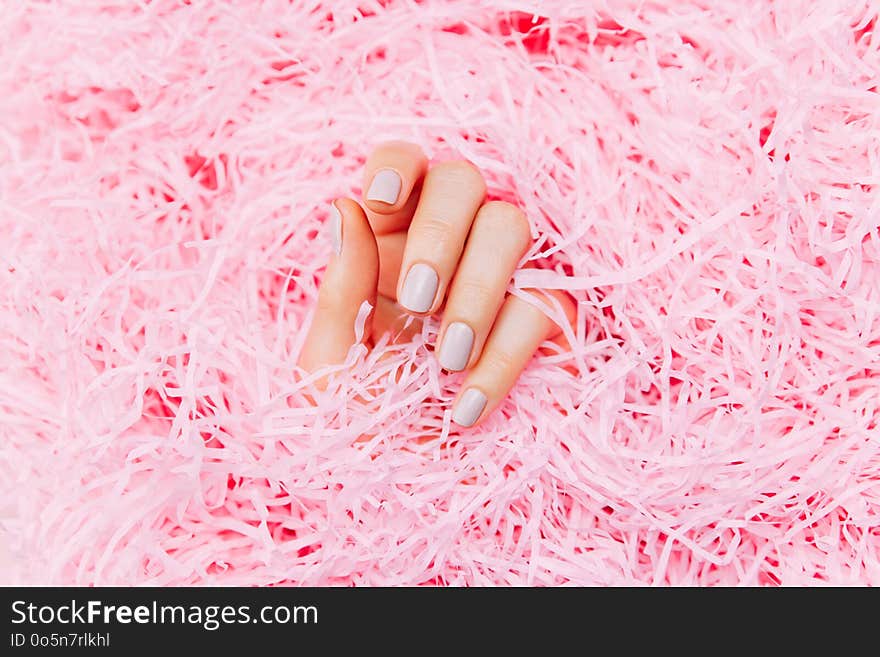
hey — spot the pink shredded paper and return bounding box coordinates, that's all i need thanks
[1,1,879,585]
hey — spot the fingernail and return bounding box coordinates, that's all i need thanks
[366,169,401,204]
[438,322,474,371]
[330,203,342,255]
[399,263,438,313]
[452,388,487,427]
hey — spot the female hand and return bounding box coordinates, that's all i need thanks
[299,141,574,428]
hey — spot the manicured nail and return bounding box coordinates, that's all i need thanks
[399,263,438,313]
[329,203,342,255]
[452,389,487,427]
[438,322,474,371]
[366,169,401,204]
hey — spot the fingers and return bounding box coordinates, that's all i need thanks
[361,141,428,235]
[451,289,575,428]
[396,160,487,314]
[298,198,379,379]
[354,144,576,430]
[375,231,407,299]
[436,201,531,372]
[372,294,423,344]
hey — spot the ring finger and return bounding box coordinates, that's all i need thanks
[451,289,575,428]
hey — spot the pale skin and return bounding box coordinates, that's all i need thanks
[299,141,575,428]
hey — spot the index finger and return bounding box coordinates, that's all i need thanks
[362,141,428,235]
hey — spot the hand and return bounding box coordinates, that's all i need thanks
[299,141,574,428]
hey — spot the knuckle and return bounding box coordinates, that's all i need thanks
[412,215,458,247]
[476,201,531,249]
[478,346,521,379]
[452,277,496,307]
[429,160,486,196]
[382,139,420,151]
[373,140,421,158]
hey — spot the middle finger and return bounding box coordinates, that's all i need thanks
[437,201,531,372]
[396,160,486,314]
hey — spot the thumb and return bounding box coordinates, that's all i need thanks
[299,198,379,376]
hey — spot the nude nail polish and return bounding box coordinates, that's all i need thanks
[330,203,342,255]
[438,322,474,371]
[399,264,438,313]
[366,169,402,204]
[452,388,487,427]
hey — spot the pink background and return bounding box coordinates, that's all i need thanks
[1,0,878,585]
